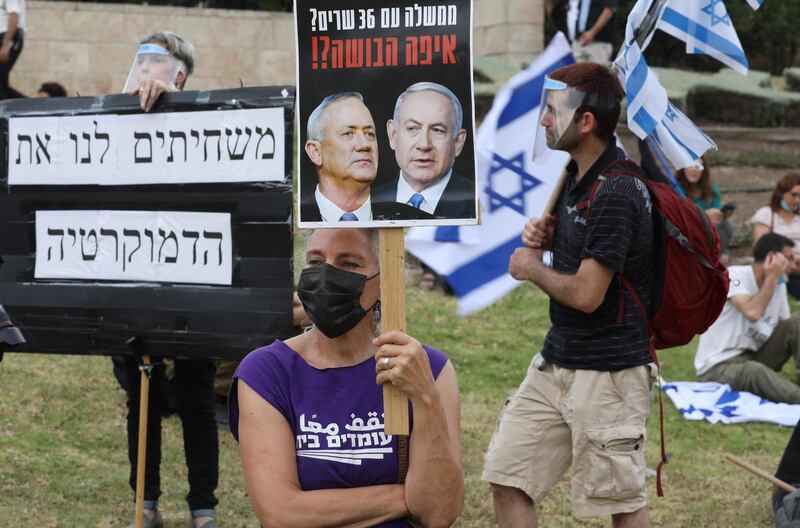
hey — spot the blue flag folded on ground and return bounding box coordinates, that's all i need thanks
[405,33,573,315]
[663,381,800,426]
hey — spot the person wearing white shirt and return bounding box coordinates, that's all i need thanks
[695,232,800,404]
[372,81,475,220]
[0,0,25,99]
[301,92,377,223]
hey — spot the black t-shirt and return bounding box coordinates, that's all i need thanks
[541,144,654,371]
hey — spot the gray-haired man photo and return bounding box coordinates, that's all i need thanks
[372,81,475,220]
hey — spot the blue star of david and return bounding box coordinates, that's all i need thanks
[665,106,677,122]
[485,151,541,215]
[702,0,731,26]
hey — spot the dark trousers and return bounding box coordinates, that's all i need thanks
[0,30,24,100]
[123,355,219,511]
[777,420,800,485]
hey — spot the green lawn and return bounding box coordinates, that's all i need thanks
[0,283,793,527]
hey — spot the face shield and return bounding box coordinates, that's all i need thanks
[533,76,586,163]
[532,75,620,163]
[122,43,186,93]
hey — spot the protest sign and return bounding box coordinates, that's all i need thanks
[0,87,295,360]
[295,0,477,227]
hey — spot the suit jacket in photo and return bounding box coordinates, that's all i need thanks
[371,172,476,220]
[299,188,430,223]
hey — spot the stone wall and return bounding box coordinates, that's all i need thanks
[12,0,543,97]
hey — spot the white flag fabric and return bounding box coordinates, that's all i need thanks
[745,0,763,10]
[615,41,717,168]
[663,381,800,427]
[405,33,573,316]
[657,0,749,74]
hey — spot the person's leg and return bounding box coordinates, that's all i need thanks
[702,357,800,404]
[612,507,651,528]
[570,364,654,521]
[491,484,538,528]
[174,358,219,524]
[482,355,572,527]
[754,317,800,379]
[124,355,165,516]
[776,420,800,485]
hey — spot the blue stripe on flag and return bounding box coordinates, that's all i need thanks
[626,53,650,101]
[662,124,700,160]
[434,226,460,242]
[633,107,659,136]
[496,53,575,129]
[661,7,748,70]
[446,235,523,297]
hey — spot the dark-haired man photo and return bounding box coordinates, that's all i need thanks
[372,81,475,220]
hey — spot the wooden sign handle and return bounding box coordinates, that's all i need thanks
[379,228,410,435]
[723,453,797,493]
[134,355,151,528]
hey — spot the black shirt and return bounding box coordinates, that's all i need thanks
[541,144,654,371]
[552,0,617,45]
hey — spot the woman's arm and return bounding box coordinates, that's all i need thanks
[752,223,770,247]
[237,380,408,528]
[404,361,463,528]
[374,333,464,528]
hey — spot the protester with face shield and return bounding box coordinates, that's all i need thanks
[113,31,219,528]
[228,228,463,528]
[123,31,194,112]
[484,62,659,527]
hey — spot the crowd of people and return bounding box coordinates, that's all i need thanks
[3,0,800,526]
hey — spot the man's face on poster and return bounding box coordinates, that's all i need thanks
[387,90,467,191]
[306,97,378,185]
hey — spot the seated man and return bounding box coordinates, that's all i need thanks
[695,232,800,404]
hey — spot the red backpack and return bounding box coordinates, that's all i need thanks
[584,159,730,496]
[585,159,730,350]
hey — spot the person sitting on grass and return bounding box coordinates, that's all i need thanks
[695,232,800,404]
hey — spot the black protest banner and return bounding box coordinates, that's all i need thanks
[0,87,295,360]
[295,0,478,227]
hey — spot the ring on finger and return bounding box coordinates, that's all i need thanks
[380,357,391,370]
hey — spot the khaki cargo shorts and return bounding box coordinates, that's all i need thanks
[482,353,657,517]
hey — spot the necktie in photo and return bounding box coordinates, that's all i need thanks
[339,212,358,221]
[409,193,425,209]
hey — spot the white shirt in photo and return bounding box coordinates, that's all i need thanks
[314,184,372,222]
[395,169,452,215]
[695,264,790,376]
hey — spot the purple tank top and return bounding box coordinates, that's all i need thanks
[229,339,449,528]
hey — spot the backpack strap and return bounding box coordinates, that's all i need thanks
[583,158,671,497]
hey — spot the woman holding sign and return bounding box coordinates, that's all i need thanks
[228,227,463,527]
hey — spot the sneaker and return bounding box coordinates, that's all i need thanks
[127,509,163,528]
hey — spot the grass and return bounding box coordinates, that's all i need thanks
[0,282,795,527]
[707,150,800,169]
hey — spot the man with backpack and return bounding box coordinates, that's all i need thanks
[482,61,657,527]
[695,232,800,404]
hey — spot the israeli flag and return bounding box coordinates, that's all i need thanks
[663,381,800,427]
[745,0,763,10]
[657,0,749,74]
[405,34,573,316]
[615,41,717,168]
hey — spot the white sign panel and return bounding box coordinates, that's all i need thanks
[10,107,285,185]
[35,210,233,285]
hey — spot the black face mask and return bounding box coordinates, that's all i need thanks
[297,263,380,338]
